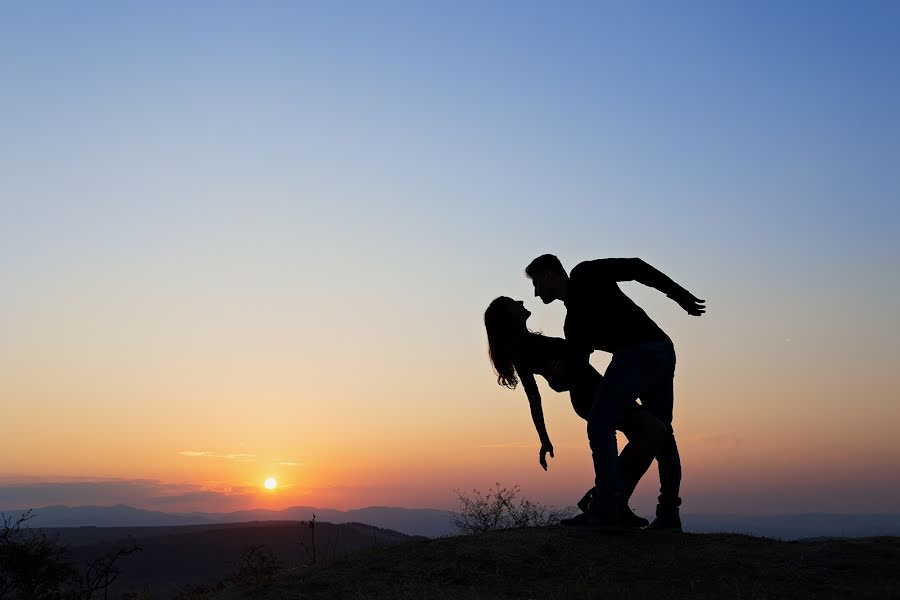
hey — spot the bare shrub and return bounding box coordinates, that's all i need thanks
[0,510,75,599]
[451,483,576,534]
[0,509,140,600]
[76,540,141,599]
[298,514,317,566]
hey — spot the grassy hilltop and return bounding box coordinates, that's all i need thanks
[219,528,900,599]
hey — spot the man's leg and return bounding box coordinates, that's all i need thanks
[655,427,682,508]
[639,342,683,529]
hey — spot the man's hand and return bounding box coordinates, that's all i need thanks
[672,291,706,316]
[539,442,554,471]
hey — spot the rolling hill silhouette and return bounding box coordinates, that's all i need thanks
[45,520,417,597]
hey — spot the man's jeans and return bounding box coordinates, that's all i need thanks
[588,339,681,511]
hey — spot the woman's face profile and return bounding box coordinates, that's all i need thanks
[507,298,531,325]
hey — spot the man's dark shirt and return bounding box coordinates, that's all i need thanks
[563,258,675,354]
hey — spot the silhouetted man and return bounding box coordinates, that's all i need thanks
[525,255,705,530]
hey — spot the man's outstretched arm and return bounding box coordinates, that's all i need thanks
[631,258,706,316]
[591,257,706,316]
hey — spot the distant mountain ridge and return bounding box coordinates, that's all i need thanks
[4,504,900,539]
[687,512,900,540]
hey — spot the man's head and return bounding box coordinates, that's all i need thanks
[525,254,568,304]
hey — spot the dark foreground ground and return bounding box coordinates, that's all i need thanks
[218,528,900,599]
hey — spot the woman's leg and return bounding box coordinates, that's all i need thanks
[583,349,651,523]
[570,368,600,513]
[576,409,664,525]
[570,369,665,514]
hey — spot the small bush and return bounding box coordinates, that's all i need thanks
[451,483,576,534]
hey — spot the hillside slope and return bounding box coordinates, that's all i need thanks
[220,528,900,599]
[56,521,413,597]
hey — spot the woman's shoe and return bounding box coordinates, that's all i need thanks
[576,487,594,513]
[619,504,650,529]
[561,507,621,531]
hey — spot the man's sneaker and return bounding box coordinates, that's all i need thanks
[646,504,682,532]
[619,504,650,529]
[576,487,594,513]
[561,507,621,531]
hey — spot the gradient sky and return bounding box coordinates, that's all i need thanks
[2,2,899,517]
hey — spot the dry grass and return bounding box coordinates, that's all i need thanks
[218,528,900,599]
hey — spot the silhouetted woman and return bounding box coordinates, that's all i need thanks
[484,296,664,527]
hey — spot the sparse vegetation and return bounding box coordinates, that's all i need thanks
[5,508,898,598]
[230,545,280,587]
[0,511,75,599]
[217,528,900,599]
[451,483,576,534]
[169,585,221,600]
[298,514,317,566]
[0,510,140,600]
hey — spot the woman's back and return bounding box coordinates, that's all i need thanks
[516,334,594,391]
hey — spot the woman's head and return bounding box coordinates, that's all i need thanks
[484,296,531,388]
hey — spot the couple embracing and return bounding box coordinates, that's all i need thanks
[484,255,705,531]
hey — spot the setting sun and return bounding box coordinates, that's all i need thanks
[264,477,277,491]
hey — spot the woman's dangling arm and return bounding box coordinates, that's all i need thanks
[520,370,554,470]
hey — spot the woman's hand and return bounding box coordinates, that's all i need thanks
[539,441,555,471]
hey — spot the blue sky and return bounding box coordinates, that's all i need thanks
[4,2,897,273]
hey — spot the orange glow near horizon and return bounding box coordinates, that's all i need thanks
[3,392,899,516]
[3,343,900,516]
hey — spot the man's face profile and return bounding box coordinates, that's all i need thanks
[532,271,556,304]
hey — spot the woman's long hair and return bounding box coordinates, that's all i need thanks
[484,296,526,389]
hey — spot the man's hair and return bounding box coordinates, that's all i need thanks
[525,254,566,279]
